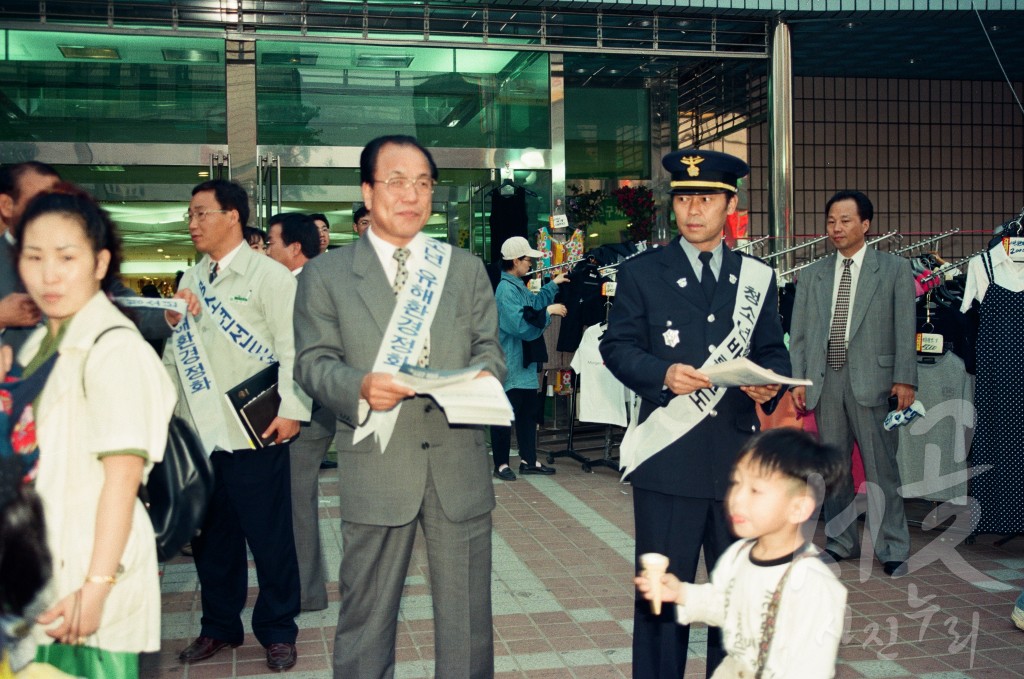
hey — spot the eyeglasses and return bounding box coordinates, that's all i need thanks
[316,225,330,234]
[373,177,435,194]
[184,209,229,223]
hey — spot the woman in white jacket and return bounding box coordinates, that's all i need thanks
[16,186,176,677]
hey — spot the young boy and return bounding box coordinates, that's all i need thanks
[636,428,849,678]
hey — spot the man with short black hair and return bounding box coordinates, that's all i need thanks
[789,189,916,577]
[171,179,310,671]
[309,213,332,253]
[0,162,55,353]
[294,135,504,678]
[601,148,790,679]
[351,205,371,238]
[266,210,332,611]
[266,213,319,271]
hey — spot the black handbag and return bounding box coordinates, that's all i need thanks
[139,415,214,562]
[88,328,214,562]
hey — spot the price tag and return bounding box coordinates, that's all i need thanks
[602,281,617,297]
[551,214,570,229]
[916,332,944,354]
[1002,237,1024,262]
[527,277,542,293]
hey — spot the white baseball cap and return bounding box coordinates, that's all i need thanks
[500,236,544,260]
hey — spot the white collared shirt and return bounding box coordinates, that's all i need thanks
[365,226,426,286]
[830,243,868,342]
[679,238,723,283]
[207,239,246,276]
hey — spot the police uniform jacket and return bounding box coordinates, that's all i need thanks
[600,238,790,500]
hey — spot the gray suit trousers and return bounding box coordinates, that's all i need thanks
[332,466,494,679]
[817,364,911,563]
[290,409,333,611]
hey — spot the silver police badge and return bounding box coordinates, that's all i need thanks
[676,277,688,289]
[663,328,680,348]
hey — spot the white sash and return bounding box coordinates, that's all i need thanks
[618,258,774,479]
[195,278,278,365]
[352,238,453,452]
[115,297,230,454]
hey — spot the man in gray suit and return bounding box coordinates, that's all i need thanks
[790,190,917,576]
[266,211,331,612]
[294,135,505,678]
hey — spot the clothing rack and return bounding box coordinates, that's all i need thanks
[546,302,623,474]
[531,257,584,276]
[778,231,901,279]
[733,236,770,253]
[761,235,831,262]
[892,229,960,255]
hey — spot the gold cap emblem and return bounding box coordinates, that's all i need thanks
[682,156,703,177]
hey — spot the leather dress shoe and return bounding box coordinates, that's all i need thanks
[266,642,298,671]
[179,636,238,663]
[822,548,846,563]
[883,560,907,577]
[520,463,556,475]
[493,466,517,481]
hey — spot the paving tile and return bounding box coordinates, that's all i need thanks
[146,447,1024,678]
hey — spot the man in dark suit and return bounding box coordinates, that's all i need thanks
[789,190,916,576]
[0,162,171,356]
[266,211,332,611]
[294,135,505,678]
[601,149,790,679]
[0,162,56,354]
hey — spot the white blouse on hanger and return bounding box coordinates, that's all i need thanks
[960,244,1024,313]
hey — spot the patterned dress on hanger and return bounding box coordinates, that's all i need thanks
[970,251,1024,534]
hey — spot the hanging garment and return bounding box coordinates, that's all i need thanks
[489,185,528,263]
[556,262,607,352]
[569,324,630,427]
[897,352,974,504]
[965,249,1024,534]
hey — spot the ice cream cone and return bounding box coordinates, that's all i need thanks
[640,552,669,615]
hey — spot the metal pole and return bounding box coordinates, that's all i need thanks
[768,21,794,270]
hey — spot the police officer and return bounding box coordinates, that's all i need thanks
[601,149,791,678]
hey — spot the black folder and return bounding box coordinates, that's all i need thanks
[224,363,281,448]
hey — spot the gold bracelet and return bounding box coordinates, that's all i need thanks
[84,574,117,585]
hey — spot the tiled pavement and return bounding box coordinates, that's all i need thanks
[142,449,1024,678]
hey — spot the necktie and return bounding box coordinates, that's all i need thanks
[698,251,716,303]
[392,248,410,295]
[827,258,853,370]
[209,261,219,284]
[392,247,429,366]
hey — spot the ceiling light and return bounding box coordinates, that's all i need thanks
[58,45,120,60]
[198,171,210,177]
[356,54,413,68]
[574,68,587,74]
[157,248,164,253]
[608,69,620,75]
[162,48,220,64]
[89,165,125,172]
[842,22,860,29]
[261,52,317,66]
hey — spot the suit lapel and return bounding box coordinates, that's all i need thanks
[353,236,395,334]
[658,238,706,311]
[848,246,880,340]
[816,255,837,325]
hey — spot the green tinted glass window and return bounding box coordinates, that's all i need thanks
[566,86,650,180]
[0,31,226,144]
[256,43,549,148]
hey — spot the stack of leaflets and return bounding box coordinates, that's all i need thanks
[392,364,514,426]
